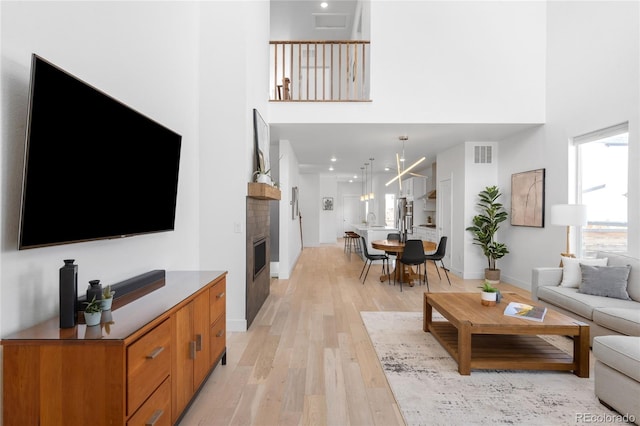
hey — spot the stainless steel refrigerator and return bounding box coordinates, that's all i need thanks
[396,197,413,241]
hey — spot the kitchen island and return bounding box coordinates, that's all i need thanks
[353,224,399,262]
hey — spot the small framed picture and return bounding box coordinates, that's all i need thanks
[322,197,334,211]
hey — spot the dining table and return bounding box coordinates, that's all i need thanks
[371,239,437,284]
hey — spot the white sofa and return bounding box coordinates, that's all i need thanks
[593,335,640,423]
[531,251,640,344]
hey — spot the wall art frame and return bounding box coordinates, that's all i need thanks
[291,186,299,219]
[322,197,334,211]
[253,108,269,175]
[511,168,545,227]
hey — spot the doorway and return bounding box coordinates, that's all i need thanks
[342,195,361,234]
[439,178,452,270]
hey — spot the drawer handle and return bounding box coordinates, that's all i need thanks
[216,330,225,338]
[216,291,225,299]
[196,333,203,351]
[146,346,165,360]
[145,409,164,426]
[190,341,196,359]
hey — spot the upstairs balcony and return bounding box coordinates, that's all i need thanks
[270,40,371,102]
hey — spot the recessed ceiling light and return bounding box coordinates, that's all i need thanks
[330,156,337,162]
[320,2,328,8]
[329,166,334,171]
[349,179,353,183]
[384,166,390,171]
[353,175,358,179]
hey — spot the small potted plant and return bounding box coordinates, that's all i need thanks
[253,166,272,185]
[83,296,103,326]
[479,280,499,306]
[101,284,115,311]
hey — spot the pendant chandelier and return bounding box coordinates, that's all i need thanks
[385,136,426,188]
[369,157,375,200]
[360,166,366,201]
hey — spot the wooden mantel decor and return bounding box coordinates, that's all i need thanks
[248,182,281,200]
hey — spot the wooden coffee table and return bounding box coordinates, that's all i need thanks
[423,292,590,377]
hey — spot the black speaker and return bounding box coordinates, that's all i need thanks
[59,259,78,328]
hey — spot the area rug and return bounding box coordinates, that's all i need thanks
[361,311,620,426]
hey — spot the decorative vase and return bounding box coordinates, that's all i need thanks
[481,291,497,306]
[59,259,78,328]
[86,279,102,302]
[484,268,501,284]
[84,311,102,327]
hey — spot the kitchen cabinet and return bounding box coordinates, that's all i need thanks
[414,226,438,244]
[403,177,426,199]
[2,271,227,426]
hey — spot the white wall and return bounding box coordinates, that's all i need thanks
[270,0,546,125]
[277,140,302,279]
[197,1,270,332]
[463,142,499,279]
[0,2,200,336]
[319,175,338,243]
[436,144,465,277]
[499,1,640,289]
[300,173,320,247]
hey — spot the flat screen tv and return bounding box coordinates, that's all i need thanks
[18,54,182,249]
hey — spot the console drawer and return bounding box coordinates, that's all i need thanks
[127,319,171,415]
[127,377,171,426]
[209,279,226,325]
[210,315,226,364]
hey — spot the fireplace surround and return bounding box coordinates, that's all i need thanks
[246,197,270,328]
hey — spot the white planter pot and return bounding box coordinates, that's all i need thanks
[481,291,497,306]
[256,174,271,185]
[84,311,102,326]
[100,297,113,311]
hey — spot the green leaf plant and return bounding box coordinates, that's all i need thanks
[465,186,509,270]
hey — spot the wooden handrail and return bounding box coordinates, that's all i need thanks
[270,40,371,102]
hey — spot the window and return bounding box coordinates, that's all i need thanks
[574,123,628,256]
[385,193,396,227]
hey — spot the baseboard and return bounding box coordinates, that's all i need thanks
[227,318,247,332]
[270,261,279,277]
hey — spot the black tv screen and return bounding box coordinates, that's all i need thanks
[19,54,182,249]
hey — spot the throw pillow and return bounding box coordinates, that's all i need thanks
[578,264,632,300]
[559,256,608,288]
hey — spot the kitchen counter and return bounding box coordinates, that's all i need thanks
[352,225,399,261]
[354,224,398,232]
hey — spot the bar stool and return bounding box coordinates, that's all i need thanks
[344,232,361,258]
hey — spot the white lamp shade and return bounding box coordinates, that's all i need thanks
[550,204,588,226]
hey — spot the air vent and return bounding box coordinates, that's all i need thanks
[474,145,493,164]
[313,13,348,29]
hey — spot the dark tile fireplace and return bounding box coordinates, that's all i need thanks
[246,197,270,328]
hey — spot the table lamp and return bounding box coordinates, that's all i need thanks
[550,204,588,259]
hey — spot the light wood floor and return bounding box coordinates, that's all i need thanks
[179,240,529,426]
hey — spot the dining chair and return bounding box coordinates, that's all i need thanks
[359,236,390,284]
[398,239,428,292]
[385,233,401,278]
[424,236,451,286]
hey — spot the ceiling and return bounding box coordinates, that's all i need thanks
[270,123,540,182]
[269,1,540,183]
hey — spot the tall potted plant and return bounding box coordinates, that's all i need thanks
[466,185,509,283]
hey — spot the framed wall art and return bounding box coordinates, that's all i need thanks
[511,168,545,227]
[291,186,299,219]
[322,197,334,211]
[253,108,269,174]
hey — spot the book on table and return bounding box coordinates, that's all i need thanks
[503,301,547,322]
